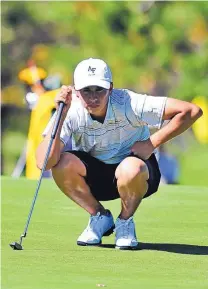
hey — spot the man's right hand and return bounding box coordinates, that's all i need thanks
[55,85,73,114]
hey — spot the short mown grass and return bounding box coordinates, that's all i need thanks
[2,177,208,289]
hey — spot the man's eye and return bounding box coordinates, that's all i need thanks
[96,87,104,92]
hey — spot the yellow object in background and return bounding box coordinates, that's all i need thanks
[26,89,60,179]
[18,67,47,85]
[192,96,208,144]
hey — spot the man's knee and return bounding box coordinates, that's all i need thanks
[52,152,86,178]
[115,157,149,186]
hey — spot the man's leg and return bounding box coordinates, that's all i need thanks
[115,156,149,219]
[52,152,114,245]
[52,152,105,215]
[114,156,149,249]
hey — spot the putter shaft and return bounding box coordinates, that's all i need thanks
[10,102,65,250]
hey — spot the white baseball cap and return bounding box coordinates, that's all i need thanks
[74,58,112,90]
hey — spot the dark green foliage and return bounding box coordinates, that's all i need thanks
[1,2,208,103]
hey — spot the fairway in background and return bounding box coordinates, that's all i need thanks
[2,177,208,289]
[179,144,208,186]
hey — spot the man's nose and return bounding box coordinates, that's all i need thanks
[88,92,98,100]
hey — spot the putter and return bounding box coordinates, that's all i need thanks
[10,101,65,250]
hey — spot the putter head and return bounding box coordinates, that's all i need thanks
[9,242,23,250]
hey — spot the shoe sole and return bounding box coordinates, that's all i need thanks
[77,225,115,246]
[77,241,101,246]
[103,225,115,236]
[115,244,139,250]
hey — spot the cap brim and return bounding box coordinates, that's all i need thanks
[75,78,110,90]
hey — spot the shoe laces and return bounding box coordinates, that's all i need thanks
[114,217,134,239]
[86,212,103,232]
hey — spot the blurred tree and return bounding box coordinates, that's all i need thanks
[1,1,208,179]
[1,1,208,107]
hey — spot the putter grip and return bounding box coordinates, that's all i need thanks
[51,101,65,139]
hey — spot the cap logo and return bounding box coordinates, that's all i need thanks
[88,66,96,75]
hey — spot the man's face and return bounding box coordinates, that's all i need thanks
[75,86,110,116]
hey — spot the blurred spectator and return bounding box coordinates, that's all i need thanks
[11,62,63,179]
[156,145,180,185]
[18,61,62,110]
[24,75,62,110]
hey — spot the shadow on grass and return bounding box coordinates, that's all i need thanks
[100,242,208,255]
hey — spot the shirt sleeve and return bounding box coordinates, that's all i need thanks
[42,112,56,136]
[127,90,167,129]
[42,111,72,146]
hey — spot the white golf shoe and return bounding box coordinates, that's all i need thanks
[115,216,138,250]
[77,210,114,246]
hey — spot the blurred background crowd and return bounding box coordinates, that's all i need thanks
[1,1,208,186]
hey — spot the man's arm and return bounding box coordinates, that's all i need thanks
[150,98,203,148]
[36,85,73,170]
[131,98,203,159]
[36,117,66,170]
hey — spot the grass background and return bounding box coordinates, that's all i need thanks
[2,177,208,289]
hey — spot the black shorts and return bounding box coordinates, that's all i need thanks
[66,151,161,201]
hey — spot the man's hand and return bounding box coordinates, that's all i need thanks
[131,139,155,160]
[55,85,73,114]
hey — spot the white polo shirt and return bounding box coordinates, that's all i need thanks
[43,89,167,164]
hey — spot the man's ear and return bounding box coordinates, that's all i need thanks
[73,86,80,99]
[109,82,113,92]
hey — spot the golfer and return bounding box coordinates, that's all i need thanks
[36,58,202,249]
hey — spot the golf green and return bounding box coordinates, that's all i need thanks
[2,177,208,289]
